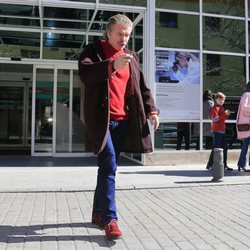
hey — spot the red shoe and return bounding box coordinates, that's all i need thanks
[104,220,122,240]
[92,214,105,228]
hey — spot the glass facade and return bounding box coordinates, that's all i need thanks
[156,0,199,12]
[0,1,144,156]
[0,3,141,60]
[0,64,32,153]
[203,0,245,17]
[0,0,249,159]
[155,0,248,151]
[155,12,199,49]
[203,17,245,53]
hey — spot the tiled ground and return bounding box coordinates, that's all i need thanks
[0,185,250,249]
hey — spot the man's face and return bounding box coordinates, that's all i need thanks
[107,23,132,50]
[216,97,225,106]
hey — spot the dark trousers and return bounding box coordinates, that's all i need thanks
[92,120,127,224]
[196,136,213,150]
[208,132,228,167]
[176,129,190,150]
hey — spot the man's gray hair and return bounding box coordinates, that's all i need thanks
[104,14,133,40]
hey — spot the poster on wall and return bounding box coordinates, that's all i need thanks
[155,50,200,120]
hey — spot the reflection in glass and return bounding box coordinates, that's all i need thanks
[0,87,24,145]
[203,54,245,96]
[99,0,146,6]
[203,17,245,53]
[248,21,250,53]
[43,33,84,60]
[0,31,40,58]
[176,122,190,150]
[134,20,143,53]
[156,0,199,12]
[155,122,201,150]
[155,121,243,150]
[227,123,242,149]
[223,96,240,120]
[72,71,85,152]
[155,12,199,49]
[27,87,32,146]
[3,48,35,59]
[44,7,93,21]
[44,20,87,30]
[194,122,213,150]
[203,0,244,17]
[0,4,39,17]
[56,69,70,153]
[35,69,54,153]
[0,17,40,27]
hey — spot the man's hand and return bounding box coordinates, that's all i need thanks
[113,54,133,70]
[149,114,159,131]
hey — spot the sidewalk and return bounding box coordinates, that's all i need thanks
[0,156,250,249]
[0,161,249,192]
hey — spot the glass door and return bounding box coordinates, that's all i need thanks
[32,66,54,155]
[0,82,32,152]
[56,69,85,154]
[56,69,70,153]
[32,65,86,156]
[0,85,24,146]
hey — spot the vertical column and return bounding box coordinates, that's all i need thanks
[145,0,156,157]
[52,67,57,155]
[199,0,203,150]
[245,0,249,83]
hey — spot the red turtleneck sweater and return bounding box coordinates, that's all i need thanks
[101,40,130,121]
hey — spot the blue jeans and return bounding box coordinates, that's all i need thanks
[92,120,128,224]
[238,137,250,168]
[208,132,228,167]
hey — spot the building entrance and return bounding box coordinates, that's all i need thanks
[0,1,146,164]
[0,64,32,154]
[32,64,85,156]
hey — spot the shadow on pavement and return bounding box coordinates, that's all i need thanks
[175,180,218,184]
[0,155,139,167]
[0,222,116,246]
[119,170,248,177]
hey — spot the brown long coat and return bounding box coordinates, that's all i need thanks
[78,40,159,155]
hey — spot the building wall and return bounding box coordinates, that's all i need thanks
[0,0,248,164]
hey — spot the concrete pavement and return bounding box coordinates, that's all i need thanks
[0,163,249,192]
[0,156,250,249]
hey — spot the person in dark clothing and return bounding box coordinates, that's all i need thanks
[195,90,214,150]
[176,122,190,150]
[78,14,159,240]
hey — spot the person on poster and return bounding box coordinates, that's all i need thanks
[78,14,159,240]
[171,52,200,84]
[169,61,184,82]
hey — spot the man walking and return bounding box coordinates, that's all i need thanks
[78,14,159,240]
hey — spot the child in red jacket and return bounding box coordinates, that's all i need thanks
[206,92,233,171]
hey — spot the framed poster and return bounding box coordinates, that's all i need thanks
[155,50,200,119]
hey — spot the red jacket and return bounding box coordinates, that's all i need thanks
[78,40,159,154]
[210,104,229,132]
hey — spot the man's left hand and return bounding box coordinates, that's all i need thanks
[149,114,159,131]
